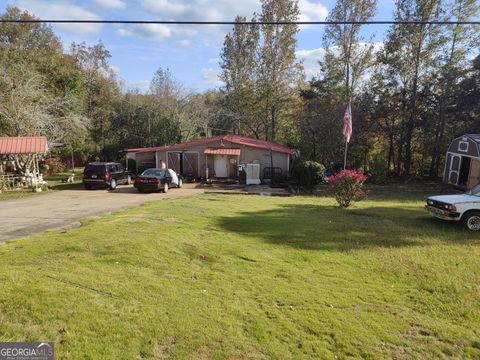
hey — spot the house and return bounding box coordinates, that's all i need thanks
[125,135,294,181]
[444,134,480,189]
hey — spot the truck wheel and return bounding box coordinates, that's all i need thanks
[84,184,92,190]
[127,175,132,185]
[462,211,480,231]
[163,183,169,193]
[178,179,183,188]
[109,178,117,190]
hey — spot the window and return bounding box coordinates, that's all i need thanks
[459,141,469,152]
[142,169,166,177]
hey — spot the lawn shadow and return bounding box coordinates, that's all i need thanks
[216,203,477,252]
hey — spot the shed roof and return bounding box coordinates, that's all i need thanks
[0,136,48,155]
[450,134,480,156]
[128,135,293,155]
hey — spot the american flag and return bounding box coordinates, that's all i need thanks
[342,104,352,143]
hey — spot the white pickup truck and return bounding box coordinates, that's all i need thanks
[426,184,480,231]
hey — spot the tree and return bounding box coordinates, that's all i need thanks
[383,0,443,175]
[220,16,260,137]
[258,0,304,141]
[323,0,378,100]
[220,1,304,141]
[71,41,120,155]
[429,0,479,177]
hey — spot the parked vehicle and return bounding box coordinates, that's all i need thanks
[426,183,480,231]
[134,168,183,193]
[83,162,132,190]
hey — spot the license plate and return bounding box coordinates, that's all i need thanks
[91,174,97,178]
[428,206,446,215]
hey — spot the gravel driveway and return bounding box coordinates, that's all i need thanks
[0,184,204,243]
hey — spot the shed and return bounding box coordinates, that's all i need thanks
[126,135,293,181]
[444,134,480,189]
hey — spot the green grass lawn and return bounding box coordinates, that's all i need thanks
[0,168,84,201]
[0,189,479,359]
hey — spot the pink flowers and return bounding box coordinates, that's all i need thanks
[328,169,370,207]
[329,169,368,183]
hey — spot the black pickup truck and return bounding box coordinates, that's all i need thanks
[82,162,132,190]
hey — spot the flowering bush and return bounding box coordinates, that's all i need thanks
[328,169,370,208]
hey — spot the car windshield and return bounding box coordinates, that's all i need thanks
[467,184,480,196]
[141,169,167,178]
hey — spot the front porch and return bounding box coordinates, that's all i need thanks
[204,148,241,180]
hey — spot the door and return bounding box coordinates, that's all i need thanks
[448,154,461,185]
[468,159,480,189]
[167,152,181,174]
[182,153,198,177]
[214,155,228,177]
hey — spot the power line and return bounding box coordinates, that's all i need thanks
[0,19,479,25]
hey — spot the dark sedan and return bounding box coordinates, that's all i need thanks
[133,168,183,193]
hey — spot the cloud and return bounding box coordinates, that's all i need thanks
[122,79,151,93]
[15,0,102,34]
[298,0,328,22]
[297,42,384,80]
[201,68,223,87]
[141,0,328,24]
[179,39,191,47]
[140,0,259,22]
[208,57,220,65]
[92,0,126,10]
[296,48,326,79]
[117,24,172,42]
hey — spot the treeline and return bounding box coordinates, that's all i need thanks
[1,1,479,178]
[0,7,221,163]
[220,0,480,178]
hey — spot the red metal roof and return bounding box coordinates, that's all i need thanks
[128,135,293,155]
[204,148,241,156]
[0,136,48,155]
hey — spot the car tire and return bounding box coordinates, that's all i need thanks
[178,179,183,188]
[126,175,132,185]
[163,182,169,193]
[462,211,480,231]
[137,188,144,193]
[110,179,117,190]
[84,184,92,190]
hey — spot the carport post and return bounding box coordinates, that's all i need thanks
[180,151,184,176]
[205,154,208,181]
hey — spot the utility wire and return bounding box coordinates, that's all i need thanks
[0,19,479,25]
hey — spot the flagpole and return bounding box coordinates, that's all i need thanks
[344,54,350,171]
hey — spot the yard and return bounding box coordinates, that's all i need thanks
[0,168,83,201]
[0,187,479,359]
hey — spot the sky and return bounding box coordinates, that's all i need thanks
[0,0,398,93]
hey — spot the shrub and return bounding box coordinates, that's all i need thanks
[329,169,369,207]
[44,158,67,176]
[369,157,389,184]
[290,159,325,192]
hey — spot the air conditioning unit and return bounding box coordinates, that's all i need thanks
[246,163,261,185]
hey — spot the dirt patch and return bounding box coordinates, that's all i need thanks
[154,337,178,359]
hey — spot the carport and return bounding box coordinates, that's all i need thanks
[0,136,48,190]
